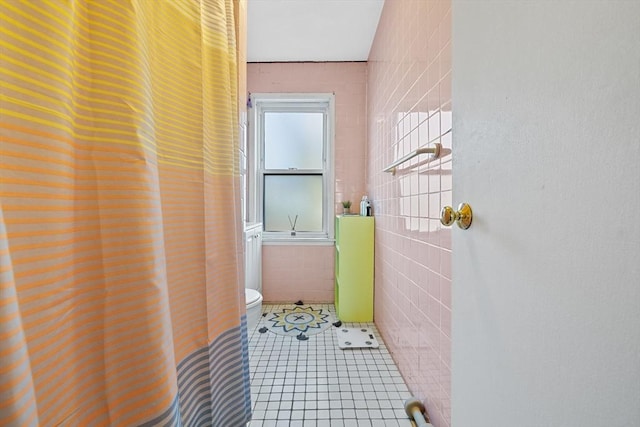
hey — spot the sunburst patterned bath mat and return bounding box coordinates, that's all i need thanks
[264,306,333,338]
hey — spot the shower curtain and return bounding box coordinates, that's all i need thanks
[0,1,251,425]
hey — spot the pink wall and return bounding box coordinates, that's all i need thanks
[260,245,335,302]
[248,62,368,303]
[367,1,452,426]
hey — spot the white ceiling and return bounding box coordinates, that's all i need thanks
[247,0,385,62]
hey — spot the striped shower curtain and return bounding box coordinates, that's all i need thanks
[0,1,251,425]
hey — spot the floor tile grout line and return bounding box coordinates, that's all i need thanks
[247,303,415,426]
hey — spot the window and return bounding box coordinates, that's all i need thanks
[249,94,335,242]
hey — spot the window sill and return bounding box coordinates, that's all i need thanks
[262,237,335,246]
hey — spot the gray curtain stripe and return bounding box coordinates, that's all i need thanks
[211,393,249,424]
[181,381,210,418]
[208,318,251,426]
[210,371,244,403]
[137,317,251,427]
[180,371,210,402]
[160,399,182,427]
[138,393,182,427]
[191,410,212,427]
[239,316,252,419]
[208,341,244,378]
[177,349,209,385]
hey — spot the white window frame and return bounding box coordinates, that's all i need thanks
[248,93,335,244]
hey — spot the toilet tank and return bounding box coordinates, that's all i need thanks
[244,223,262,293]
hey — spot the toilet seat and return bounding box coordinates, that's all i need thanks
[245,288,262,308]
[245,289,263,330]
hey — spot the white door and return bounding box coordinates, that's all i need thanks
[452,2,640,426]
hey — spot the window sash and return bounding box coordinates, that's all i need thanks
[263,111,325,170]
[263,173,324,233]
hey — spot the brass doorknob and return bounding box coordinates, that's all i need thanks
[440,203,473,229]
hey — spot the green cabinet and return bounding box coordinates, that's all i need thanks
[335,215,374,322]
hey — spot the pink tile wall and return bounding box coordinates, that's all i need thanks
[261,245,335,302]
[367,1,452,426]
[248,62,368,303]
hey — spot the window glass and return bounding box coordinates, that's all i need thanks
[264,175,323,232]
[264,112,324,169]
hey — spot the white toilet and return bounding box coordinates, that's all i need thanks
[245,288,263,330]
[244,224,263,330]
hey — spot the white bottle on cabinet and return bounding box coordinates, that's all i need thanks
[360,196,371,216]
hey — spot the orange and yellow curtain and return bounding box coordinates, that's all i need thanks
[0,1,251,425]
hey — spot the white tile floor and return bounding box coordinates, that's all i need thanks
[247,304,415,427]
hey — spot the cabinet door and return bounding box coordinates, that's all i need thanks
[245,232,254,289]
[335,216,373,322]
[245,225,262,291]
